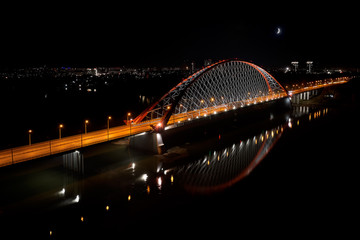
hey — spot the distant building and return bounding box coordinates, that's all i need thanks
[306,61,314,74]
[291,61,299,72]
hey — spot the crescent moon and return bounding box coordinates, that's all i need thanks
[276,28,281,35]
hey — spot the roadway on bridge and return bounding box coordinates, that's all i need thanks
[0,77,350,166]
[0,93,286,166]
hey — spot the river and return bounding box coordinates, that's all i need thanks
[0,80,359,238]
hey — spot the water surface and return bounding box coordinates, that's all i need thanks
[0,94,358,238]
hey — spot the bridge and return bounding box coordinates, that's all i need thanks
[0,60,352,166]
[131,59,288,132]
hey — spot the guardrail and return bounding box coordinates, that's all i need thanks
[0,124,153,167]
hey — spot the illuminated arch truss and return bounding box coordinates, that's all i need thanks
[133,59,288,130]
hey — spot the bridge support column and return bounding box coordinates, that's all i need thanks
[129,132,164,154]
[292,94,300,104]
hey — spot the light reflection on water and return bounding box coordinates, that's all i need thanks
[126,107,330,197]
[166,125,285,194]
[0,106,332,236]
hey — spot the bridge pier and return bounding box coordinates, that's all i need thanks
[291,89,320,104]
[129,132,164,154]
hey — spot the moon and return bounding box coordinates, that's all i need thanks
[276,27,282,35]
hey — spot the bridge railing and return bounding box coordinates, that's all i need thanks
[0,124,152,167]
[165,92,289,127]
[286,76,352,95]
[141,92,289,126]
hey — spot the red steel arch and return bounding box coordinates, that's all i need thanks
[132,59,288,131]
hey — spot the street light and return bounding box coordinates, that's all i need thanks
[59,124,64,139]
[127,113,132,142]
[84,120,89,134]
[107,116,112,141]
[28,129,32,146]
[129,118,133,141]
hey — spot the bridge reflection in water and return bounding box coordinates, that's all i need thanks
[164,124,285,194]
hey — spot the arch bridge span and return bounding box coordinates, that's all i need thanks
[132,59,288,131]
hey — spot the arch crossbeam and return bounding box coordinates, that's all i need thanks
[133,59,288,131]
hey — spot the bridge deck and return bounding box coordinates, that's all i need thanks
[0,77,351,167]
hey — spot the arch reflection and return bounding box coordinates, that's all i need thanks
[169,125,285,194]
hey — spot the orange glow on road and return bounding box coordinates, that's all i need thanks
[0,77,350,167]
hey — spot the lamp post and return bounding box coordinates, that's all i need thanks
[127,113,132,142]
[107,116,112,141]
[28,129,32,146]
[59,124,64,139]
[211,97,215,108]
[84,120,89,134]
[200,99,205,117]
[130,118,133,138]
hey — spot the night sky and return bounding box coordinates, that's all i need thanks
[1,4,359,69]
